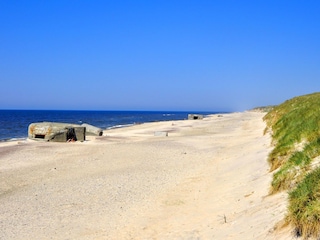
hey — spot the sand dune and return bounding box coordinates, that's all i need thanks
[0,111,292,239]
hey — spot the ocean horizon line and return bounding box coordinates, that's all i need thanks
[0,109,226,113]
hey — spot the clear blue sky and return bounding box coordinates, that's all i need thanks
[1,1,320,111]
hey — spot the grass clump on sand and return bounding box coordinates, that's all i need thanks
[263,92,320,238]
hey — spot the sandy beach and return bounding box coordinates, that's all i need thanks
[0,111,292,239]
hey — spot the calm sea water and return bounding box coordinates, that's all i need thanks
[0,110,218,141]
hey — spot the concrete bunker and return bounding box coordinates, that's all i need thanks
[188,114,204,120]
[28,122,103,142]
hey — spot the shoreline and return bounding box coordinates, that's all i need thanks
[0,112,218,143]
[0,111,291,239]
[0,110,218,142]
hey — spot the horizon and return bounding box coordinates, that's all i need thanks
[0,108,228,113]
[1,1,320,111]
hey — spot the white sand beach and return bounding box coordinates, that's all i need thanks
[0,111,292,239]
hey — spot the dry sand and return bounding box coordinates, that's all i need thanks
[0,111,293,239]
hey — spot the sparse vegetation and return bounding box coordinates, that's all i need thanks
[263,92,320,238]
[251,105,275,112]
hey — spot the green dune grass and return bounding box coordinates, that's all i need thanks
[263,92,320,238]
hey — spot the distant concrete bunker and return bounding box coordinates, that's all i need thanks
[188,114,204,120]
[28,122,103,142]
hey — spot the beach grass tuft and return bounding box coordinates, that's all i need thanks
[263,92,320,238]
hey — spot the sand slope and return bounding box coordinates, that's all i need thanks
[0,112,291,239]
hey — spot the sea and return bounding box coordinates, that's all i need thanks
[0,110,219,141]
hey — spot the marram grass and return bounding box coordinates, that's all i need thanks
[288,168,320,239]
[264,92,320,238]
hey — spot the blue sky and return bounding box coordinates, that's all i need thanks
[1,1,320,111]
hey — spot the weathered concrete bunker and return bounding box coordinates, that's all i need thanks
[188,114,204,120]
[28,122,103,142]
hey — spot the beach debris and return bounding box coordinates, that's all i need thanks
[154,131,168,137]
[28,122,103,142]
[217,214,227,224]
[188,114,204,120]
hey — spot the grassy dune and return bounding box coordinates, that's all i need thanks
[264,92,320,238]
